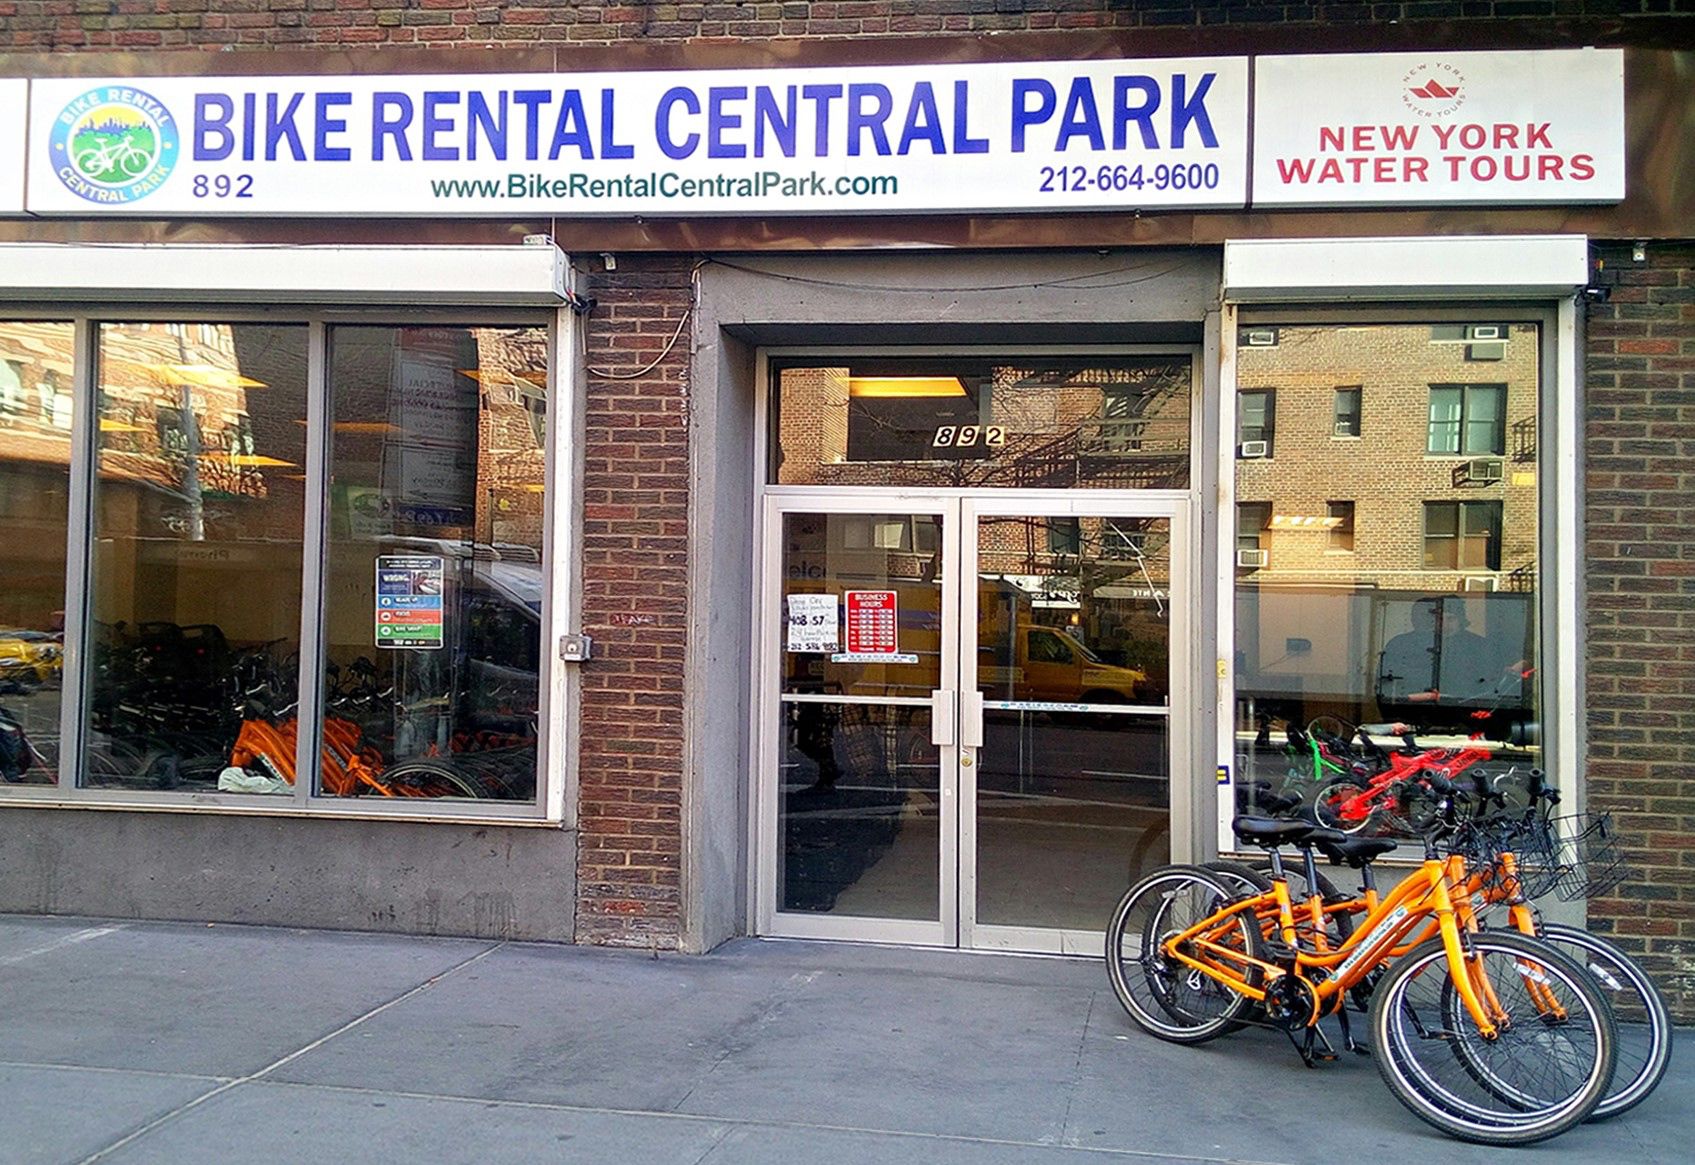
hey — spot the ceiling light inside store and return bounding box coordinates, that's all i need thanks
[847,376,967,398]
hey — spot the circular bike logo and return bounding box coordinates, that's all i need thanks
[50,87,178,204]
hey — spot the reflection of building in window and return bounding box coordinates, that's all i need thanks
[1326,501,1355,552]
[1232,322,1539,745]
[1100,519,1148,560]
[1428,383,1505,455]
[1423,500,1501,571]
[1047,516,1080,556]
[1238,389,1275,456]
[1332,386,1361,437]
[1236,502,1270,563]
[772,357,1192,490]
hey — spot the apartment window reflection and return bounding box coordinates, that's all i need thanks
[1236,502,1270,560]
[1333,387,1362,438]
[1424,500,1501,571]
[1428,384,1505,455]
[1327,501,1355,552]
[1238,390,1275,457]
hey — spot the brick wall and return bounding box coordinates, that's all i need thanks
[575,256,693,947]
[4,0,1691,51]
[1583,240,1695,1021]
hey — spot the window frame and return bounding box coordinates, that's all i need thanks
[1427,382,1507,456]
[1217,290,1578,862]
[1237,388,1276,456]
[1332,386,1362,439]
[0,304,571,826]
[1422,499,1503,571]
[1326,500,1356,553]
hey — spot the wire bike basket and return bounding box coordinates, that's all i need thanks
[1510,813,1631,902]
[1447,810,1631,903]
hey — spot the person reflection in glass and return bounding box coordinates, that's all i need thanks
[1378,597,1522,732]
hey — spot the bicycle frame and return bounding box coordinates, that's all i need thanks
[1162,857,1503,1037]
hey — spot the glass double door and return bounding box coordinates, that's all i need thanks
[760,494,1188,954]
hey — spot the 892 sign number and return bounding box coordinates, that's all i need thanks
[933,425,1006,449]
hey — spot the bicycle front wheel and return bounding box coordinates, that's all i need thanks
[1536,922,1672,1121]
[1105,865,1258,1044]
[1370,930,1616,1145]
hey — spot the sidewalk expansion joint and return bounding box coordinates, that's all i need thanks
[252,1078,1297,1165]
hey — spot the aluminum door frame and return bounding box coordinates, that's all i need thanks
[959,492,1191,956]
[754,492,964,946]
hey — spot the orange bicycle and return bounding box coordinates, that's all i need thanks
[1106,815,1618,1145]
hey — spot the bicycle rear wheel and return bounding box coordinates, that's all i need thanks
[1105,866,1258,1044]
[1370,930,1616,1145]
[1535,922,1671,1121]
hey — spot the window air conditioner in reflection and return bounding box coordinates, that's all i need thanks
[1462,575,1500,592]
[1461,457,1505,484]
[1239,440,1269,459]
[1243,329,1280,347]
[1236,549,1269,568]
[1468,325,1504,341]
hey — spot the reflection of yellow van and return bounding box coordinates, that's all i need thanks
[981,624,1147,705]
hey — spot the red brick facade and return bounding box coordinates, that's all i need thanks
[4,1,1691,51]
[575,257,694,946]
[1583,241,1695,1020]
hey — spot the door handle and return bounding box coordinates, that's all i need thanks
[961,690,985,749]
[930,689,957,746]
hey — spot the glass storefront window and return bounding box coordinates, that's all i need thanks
[84,323,309,792]
[772,355,1192,489]
[320,325,547,802]
[1232,322,1541,827]
[0,323,75,788]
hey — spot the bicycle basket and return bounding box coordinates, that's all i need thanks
[1512,813,1631,902]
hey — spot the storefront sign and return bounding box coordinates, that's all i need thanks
[375,555,445,649]
[843,590,899,656]
[0,80,25,214]
[12,51,1622,217]
[1252,50,1624,205]
[786,593,840,654]
[24,59,1250,216]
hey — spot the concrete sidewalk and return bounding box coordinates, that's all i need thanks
[0,914,1685,1164]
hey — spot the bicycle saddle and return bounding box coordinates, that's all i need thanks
[1232,816,1317,847]
[1313,835,1399,867]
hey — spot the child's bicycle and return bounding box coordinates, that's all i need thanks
[1105,808,1618,1145]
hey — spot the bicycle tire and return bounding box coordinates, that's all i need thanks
[1105,865,1258,1044]
[1370,930,1616,1145]
[1312,776,1380,836]
[1535,923,1672,1121]
[381,760,482,799]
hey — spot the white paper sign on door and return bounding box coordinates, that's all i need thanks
[786,593,839,653]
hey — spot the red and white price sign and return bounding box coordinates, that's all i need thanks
[844,590,899,656]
